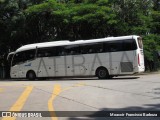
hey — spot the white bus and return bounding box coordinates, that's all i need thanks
[10,35,145,80]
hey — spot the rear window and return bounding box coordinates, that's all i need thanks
[137,37,143,49]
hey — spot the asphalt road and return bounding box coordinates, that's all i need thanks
[0,74,160,120]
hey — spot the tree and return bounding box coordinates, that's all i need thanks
[109,0,153,36]
[25,0,117,40]
[143,34,160,71]
[0,0,160,72]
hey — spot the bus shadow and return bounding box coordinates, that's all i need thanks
[111,76,140,80]
[67,77,140,81]
[0,76,140,81]
[68,103,160,120]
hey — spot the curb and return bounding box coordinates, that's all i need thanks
[135,71,160,75]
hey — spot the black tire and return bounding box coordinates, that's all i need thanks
[96,67,109,79]
[26,71,36,80]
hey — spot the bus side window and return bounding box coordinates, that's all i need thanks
[44,47,58,57]
[123,39,137,51]
[80,43,103,54]
[93,43,103,53]
[37,48,44,57]
[79,45,88,54]
[89,49,93,53]
[55,47,61,56]
[44,52,50,57]
[23,49,35,61]
[37,54,41,57]
[85,44,94,53]
[64,45,79,55]
[37,48,53,57]
[104,42,110,52]
[108,41,123,52]
[55,46,65,56]
[61,51,65,56]
[12,52,24,66]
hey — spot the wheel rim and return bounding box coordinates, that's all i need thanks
[29,73,34,79]
[27,72,35,80]
[99,69,107,78]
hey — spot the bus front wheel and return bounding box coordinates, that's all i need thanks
[26,71,36,80]
[96,67,109,79]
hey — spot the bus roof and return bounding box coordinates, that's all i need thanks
[16,35,140,52]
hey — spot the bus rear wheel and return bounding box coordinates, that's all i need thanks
[26,71,36,80]
[96,67,109,79]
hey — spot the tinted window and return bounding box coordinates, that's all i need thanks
[23,49,35,61]
[64,45,80,55]
[123,39,137,51]
[35,39,137,58]
[12,49,35,66]
[37,46,70,57]
[79,43,103,54]
[104,39,137,52]
[12,52,25,66]
[104,42,110,52]
[56,46,65,56]
[79,44,89,54]
[109,40,123,52]
[104,40,123,52]
[37,47,57,57]
[91,43,103,53]
[37,48,48,57]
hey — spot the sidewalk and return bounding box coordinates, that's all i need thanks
[137,70,160,75]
